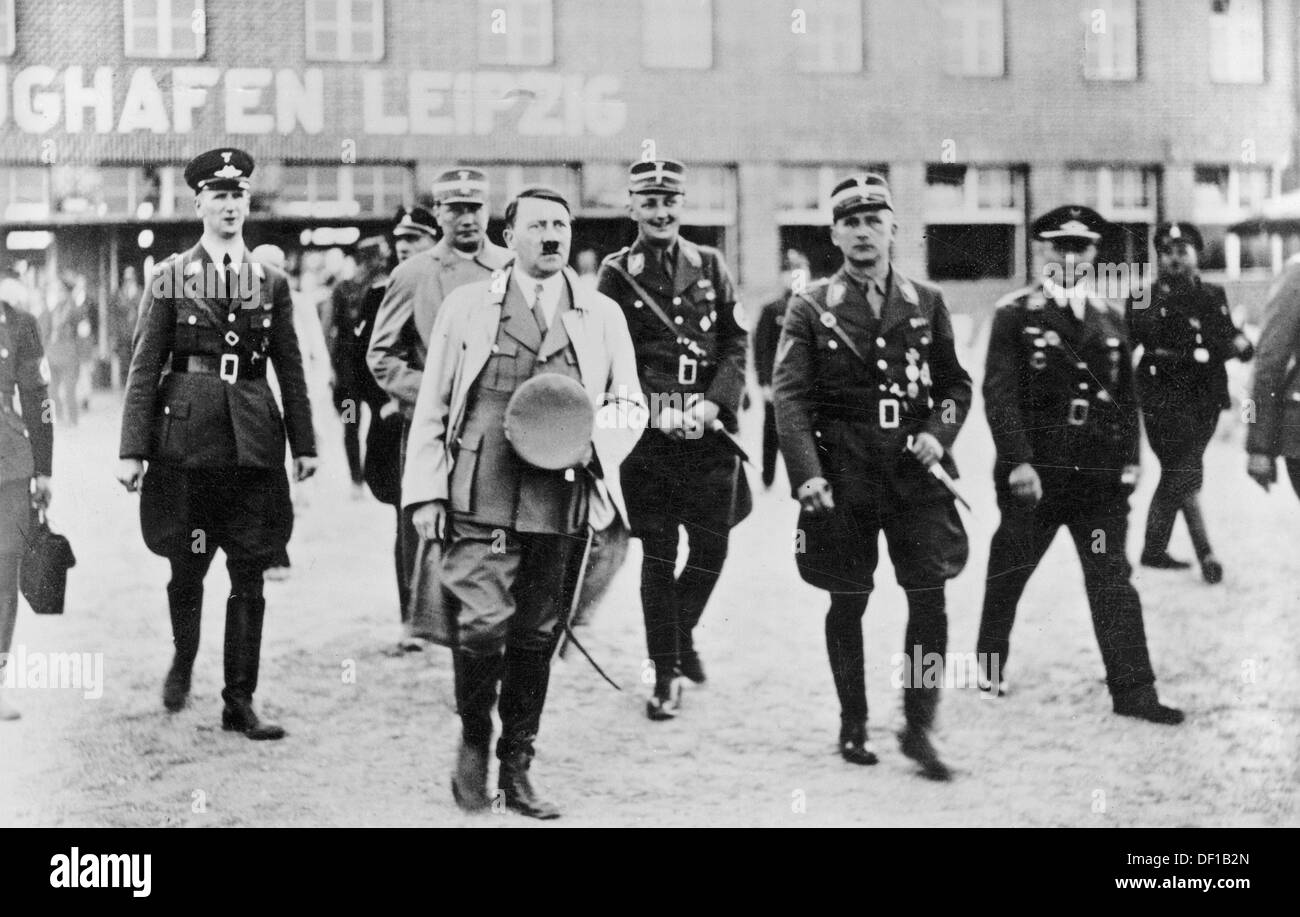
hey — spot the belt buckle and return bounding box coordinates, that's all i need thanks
[1067,398,1089,426]
[879,398,900,429]
[677,353,698,385]
[219,353,239,384]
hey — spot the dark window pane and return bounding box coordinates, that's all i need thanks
[926,224,1014,280]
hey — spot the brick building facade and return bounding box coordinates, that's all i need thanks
[0,0,1296,326]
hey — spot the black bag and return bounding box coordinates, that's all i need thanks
[19,508,75,615]
[406,537,456,647]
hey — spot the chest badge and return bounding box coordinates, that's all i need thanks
[1044,330,1060,347]
[827,283,845,308]
[628,253,645,277]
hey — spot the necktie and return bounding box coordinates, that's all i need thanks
[222,254,236,304]
[661,249,675,285]
[532,282,548,336]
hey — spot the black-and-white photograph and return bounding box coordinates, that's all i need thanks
[0,0,1295,854]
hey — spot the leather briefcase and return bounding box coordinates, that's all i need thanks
[20,508,76,615]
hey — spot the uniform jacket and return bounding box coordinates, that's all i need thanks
[401,266,647,527]
[1128,276,1247,412]
[752,291,788,388]
[1247,260,1300,459]
[0,303,53,483]
[774,266,971,506]
[368,237,513,412]
[983,282,1140,495]
[119,243,316,468]
[595,236,747,432]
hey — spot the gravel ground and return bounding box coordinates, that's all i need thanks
[2,344,1296,828]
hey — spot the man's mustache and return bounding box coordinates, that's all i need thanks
[541,242,562,255]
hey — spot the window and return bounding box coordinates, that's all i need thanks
[941,0,1004,77]
[1066,165,1158,266]
[795,0,863,73]
[306,0,384,62]
[1083,0,1138,80]
[1194,164,1271,218]
[1210,0,1263,83]
[478,0,554,66]
[924,164,1025,280]
[1,167,51,221]
[124,0,204,59]
[275,164,412,217]
[0,0,14,57]
[485,163,581,216]
[643,0,712,69]
[776,164,890,224]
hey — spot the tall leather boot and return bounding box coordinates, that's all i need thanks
[898,590,952,781]
[496,645,560,819]
[826,594,874,764]
[451,649,502,812]
[221,596,285,740]
[163,578,203,712]
[1181,495,1222,583]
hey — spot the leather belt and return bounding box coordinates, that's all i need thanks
[171,353,265,382]
[818,398,904,429]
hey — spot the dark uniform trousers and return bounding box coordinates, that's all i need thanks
[441,281,585,760]
[977,488,1154,695]
[1129,278,1247,560]
[978,287,1158,699]
[595,237,750,688]
[774,267,973,734]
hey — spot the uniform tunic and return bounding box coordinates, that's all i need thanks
[774,267,971,593]
[0,303,52,555]
[119,244,315,565]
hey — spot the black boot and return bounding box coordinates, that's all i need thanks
[1113,685,1184,725]
[900,688,951,781]
[645,666,683,720]
[451,650,502,813]
[163,579,203,712]
[497,646,560,819]
[221,596,285,740]
[838,720,878,766]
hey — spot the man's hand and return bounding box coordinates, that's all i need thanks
[1247,453,1276,491]
[797,476,835,514]
[294,456,320,482]
[379,399,400,420]
[117,458,145,493]
[31,475,52,510]
[909,432,944,468]
[1233,333,1255,361]
[1120,464,1141,491]
[412,500,447,542]
[658,407,688,439]
[760,385,774,403]
[1009,462,1042,504]
[686,398,720,428]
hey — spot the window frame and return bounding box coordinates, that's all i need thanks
[1209,0,1265,84]
[0,0,15,58]
[123,0,206,61]
[477,0,555,67]
[1082,0,1139,81]
[940,0,1006,78]
[305,0,386,63]
[795,0,865,74]
[775,164,891,225]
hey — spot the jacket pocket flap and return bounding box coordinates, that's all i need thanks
[162,402,191,419]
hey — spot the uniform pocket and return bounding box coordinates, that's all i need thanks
[153,401,191,459]
[484,341,523,392]
[449,430,482,512]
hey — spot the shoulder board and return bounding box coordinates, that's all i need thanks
[994,285,1040,311]
[680,238,703,269]
[601,247,630,266]
[895,275,919,306]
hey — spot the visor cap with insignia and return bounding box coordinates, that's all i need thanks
[1154,221,1204,253]
[431,167,490,206]
[629,159,686,195]
[392,205,439,240]
[184,148,254,193]
[830,173,893,221]
[1032,204,1107,243]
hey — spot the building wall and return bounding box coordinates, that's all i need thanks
[0,0,1294,307]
